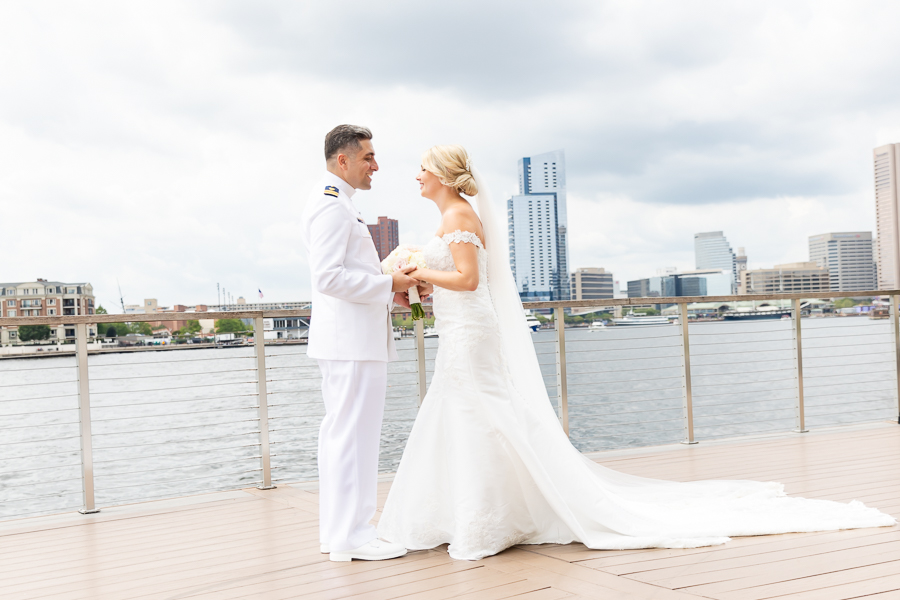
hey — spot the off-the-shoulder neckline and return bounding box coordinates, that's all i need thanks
[437,229,485,249]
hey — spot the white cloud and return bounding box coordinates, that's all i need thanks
[0,1,898,309]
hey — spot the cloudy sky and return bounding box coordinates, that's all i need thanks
[2,1,899,311]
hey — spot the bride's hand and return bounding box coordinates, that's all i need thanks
[417,282,434,299]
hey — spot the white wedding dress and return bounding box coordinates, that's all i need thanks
[377,172,896,561]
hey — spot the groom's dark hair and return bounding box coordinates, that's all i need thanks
[325,125,373,161]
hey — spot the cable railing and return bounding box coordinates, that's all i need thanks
[0,290,899,519]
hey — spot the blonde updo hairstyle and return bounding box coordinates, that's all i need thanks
[421,145,478,196]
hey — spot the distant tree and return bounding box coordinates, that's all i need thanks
[183,320,202,336]
[113,322,131,337]
[215,319,246,334]
[18,325,51,342]
[834,298,858,309]
[135,322,153,336]
[632,308,660,316]
[105,326,117,338]
[95,305,108,314]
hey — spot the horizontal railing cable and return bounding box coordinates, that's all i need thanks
[90,368,258,381]
[90,355,255,367]
[93,443,263,464]
[97,468,262,491]
[692,386,797,399]
[92,406,260,423]
[804,386,897,398]
[1,476,83,490]
[89,381,257,395]
[0,380,77,389]
[0,393,79,403]
[804,378,894,390]
[96,456,263,479]
[0,435,81,447]
[694,406,796,419]
[93,418,260,436]
[93,393,260,409]
[93,431,261,450]
[0,462,82,476]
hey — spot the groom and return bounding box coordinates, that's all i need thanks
[301,125,417,562]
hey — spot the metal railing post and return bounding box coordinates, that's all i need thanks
[75,323,99,514]
[679,304,697,445]
[792,299,809,433]
[892,295,900,425]
[254,317,275,490]
[415,319,426,406]
[555,308,569,436]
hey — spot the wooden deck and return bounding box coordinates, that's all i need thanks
[1,422,898,600]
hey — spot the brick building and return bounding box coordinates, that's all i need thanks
[367,216,399,262]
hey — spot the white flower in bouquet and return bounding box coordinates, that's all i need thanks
[382,245,427,320]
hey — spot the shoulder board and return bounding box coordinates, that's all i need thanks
[324,186,340,198]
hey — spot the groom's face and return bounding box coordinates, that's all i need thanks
[342,140,378,190]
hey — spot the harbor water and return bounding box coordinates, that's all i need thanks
[1,317,896,519]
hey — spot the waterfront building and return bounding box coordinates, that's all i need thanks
[735,248,748,293]
[874,143,900,289]
[695,231,737,291]
[626,269,731,299]
[367,216,399,262]
[809,232,877,292]
[570,268,614,301]
[740,262,830,294]
[0,279,97,344]
[508,150,570,302]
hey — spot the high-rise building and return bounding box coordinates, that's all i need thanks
[694,231,737,291]
[874,144,900,289]
[0,280,97,344]
[809,232,877,292]
[735,247,748,292]
[740,262,830,294]
[508,150,570,302]
[367,216,399,262]
[570,268,614,301]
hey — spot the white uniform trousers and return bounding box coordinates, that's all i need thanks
[317,359,387,552]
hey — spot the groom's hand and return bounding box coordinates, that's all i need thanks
[393,291,411,308]
[391,264,419,293]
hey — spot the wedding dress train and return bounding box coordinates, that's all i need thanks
[377,167,895,561]
[377,230,895,560]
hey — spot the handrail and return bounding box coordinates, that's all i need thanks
[1,289,895,328]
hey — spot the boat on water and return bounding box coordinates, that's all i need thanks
[612,313,673,326]
[423,327,438,338]
[588,321,607,332]
[525,315,541,332]
[723,305,793,321]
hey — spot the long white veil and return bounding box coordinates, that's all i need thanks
[471,167,559,416]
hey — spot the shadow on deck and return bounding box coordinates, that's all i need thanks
[1,422,898,600]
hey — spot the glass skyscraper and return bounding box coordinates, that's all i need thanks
[507,150,570,302]
[694,231,737,292]
[874,144,900,289]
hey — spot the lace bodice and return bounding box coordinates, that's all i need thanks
[423,230,491,319]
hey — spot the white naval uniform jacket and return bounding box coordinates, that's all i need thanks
[301,171,398,362]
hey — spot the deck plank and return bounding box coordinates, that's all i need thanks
[0,423,896,600]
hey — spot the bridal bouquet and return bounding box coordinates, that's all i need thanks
[382,245,427,320]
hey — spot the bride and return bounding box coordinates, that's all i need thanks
[376,144,896,561]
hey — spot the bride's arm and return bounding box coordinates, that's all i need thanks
[410,214,481,292]
[411,243,479,292]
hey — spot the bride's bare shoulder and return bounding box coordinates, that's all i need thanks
[441,203,484,242]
